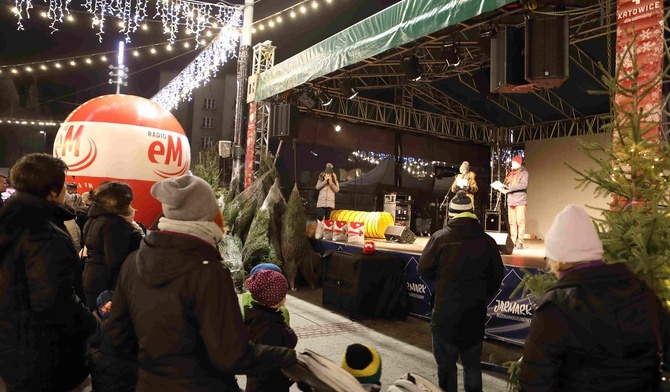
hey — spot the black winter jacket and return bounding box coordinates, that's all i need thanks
[82,202,141,299]
[244,302,298,392]
[519,263,670,392]
[0,192,98,391]
[99,231,297,392]
[417,214,504,348]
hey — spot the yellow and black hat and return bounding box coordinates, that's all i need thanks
[341,344,382,385]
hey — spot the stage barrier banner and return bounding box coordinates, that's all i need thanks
[244,102,257,189]
[316,239,544,346]
[615,0,664,138]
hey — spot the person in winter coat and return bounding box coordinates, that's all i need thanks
[242,263,291,326]
[97,174,297,392]
[82,181,142,310]
[244,270,298,392]
[519,205,670,392]
[450,161,478,205]
[418,190,504,392]
[0,153,98,391]
[503,156,529,250]
[315,163,339,220]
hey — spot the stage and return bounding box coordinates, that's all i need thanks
[313,236,548,347]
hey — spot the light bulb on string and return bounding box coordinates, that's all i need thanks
[25,66,33,72]
[40,65,47,70]
[85,58,92,64]
[300,5,307,13]
[276,16,282,22]
[54,63,61,68]
[312,1,318,9]
[290,10,296,17]
[268,20,274,27]
[133,50,139,57]
[101,56,107,62]
[66,14,74,22]
[69,60,76,66]
[259,24,264,30]
[184,42,190,48]
[141,24,148,30]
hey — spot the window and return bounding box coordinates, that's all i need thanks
[201,137,213,150]
[204,98,215,110]
[202,117,214,128]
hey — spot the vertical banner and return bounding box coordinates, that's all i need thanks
[615,0,664,138]
[244,102,257,189]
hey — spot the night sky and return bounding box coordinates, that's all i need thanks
[0,0,400,119]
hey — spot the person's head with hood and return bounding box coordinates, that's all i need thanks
[544,204,604,278]
[459,161,470,175]
[151,174,224,246]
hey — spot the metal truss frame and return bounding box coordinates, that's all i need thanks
[252,41,276,177]
[405,83,495,127]
[302,95,495,145]
[503,113,609,147]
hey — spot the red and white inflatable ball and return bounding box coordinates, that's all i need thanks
[54,94,190,228]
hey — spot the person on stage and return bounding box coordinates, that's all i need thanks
[315,163,339,221]
[417,191,504,392]
[504,156,529,250]
[450,161,478,205]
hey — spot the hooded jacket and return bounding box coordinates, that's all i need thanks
[0,192,98,391]
[519,263,670,392]
[504,166,529,206]
[316,172,339,209]
[244,302,298,391]
[82,202,142,298]
[99,230,297,392]
[417,213,504,348]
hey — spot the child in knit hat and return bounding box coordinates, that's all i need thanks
[341,343,382,392]
[244,270,297,392]
[242,263,291,326]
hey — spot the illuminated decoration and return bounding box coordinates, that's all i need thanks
[151,23,240,111]
[12,0,241,44]
[0,37,202,76]
[0,118,61,126]
[251,0,338,34]
[349,150,451,179]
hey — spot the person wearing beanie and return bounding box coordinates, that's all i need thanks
[341,344,382,391]
[96,174,297,392]
[503,155,529,250]
[82,180,142,310]
[519,205,670,392]
[316,162,340,220]
[242,263,291,326]
[418,190,504,392]
[244,270,298,392]
[450,161,478,206]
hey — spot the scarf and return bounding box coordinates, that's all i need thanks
[157,217,224,245]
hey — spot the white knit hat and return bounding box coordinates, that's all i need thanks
[544,204,603,263]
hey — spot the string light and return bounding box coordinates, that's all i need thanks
[349,151,451,179]
[0,37,202,76]
[252,0,339,33]
[152,23,240,111]
[12,0,241,44]
[0,118,61,126]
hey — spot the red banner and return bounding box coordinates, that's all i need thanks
[244,102,257,189]
[615,0,664,138]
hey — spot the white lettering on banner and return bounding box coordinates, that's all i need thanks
[407,282,427,294]
[617,1,660,20]
[54,121,190,180]
[493,300,533,316]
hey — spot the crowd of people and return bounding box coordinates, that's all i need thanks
[0,152,669,392]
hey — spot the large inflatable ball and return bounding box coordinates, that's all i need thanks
[54,94,190,227]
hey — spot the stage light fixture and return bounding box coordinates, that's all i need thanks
[298,92,316,109]
[316,90,332,106]
[334,124,341,132]
[400,55,422,81]
[339,78,358,99]
[444,41,462,67]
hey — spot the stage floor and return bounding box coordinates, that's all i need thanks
[357,237,547,270]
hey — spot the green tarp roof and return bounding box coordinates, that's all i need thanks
[255,0,516,102]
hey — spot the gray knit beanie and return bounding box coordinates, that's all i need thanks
[151,175,218,221]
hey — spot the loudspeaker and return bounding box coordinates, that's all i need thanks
[490,26,525,93]
[218,140,231,158]
[485,210,502,232]
[486,232,514,255]
[270,104,299,139]
[525,15,569,89]
[384,225,417,244]
[298,93,316,109]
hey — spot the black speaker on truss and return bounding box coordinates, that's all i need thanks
[490,26,525,93]
[269,104,299,139]
[525,15,570,89]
